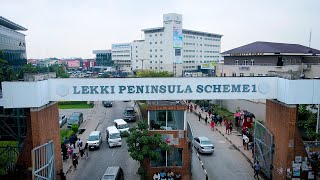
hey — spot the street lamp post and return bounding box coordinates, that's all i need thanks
[317,104,319,135]
[138,59,148,71]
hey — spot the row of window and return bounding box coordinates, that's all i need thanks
[112,55,130,57]
[230,73,267,77]
[149,55,163,58]
[204,50,219,53]
[149,41,163,45]
[183,55,219,58]
[183,66,196,69]
[235,59,255,66]
[204,44,220,47]
[204,37,220,41]
[112,50,130,53]
[149,33,163,37]
[0,35,26,47]
[183,50,196,52]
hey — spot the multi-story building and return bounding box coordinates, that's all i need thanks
[111,43,132,72]
[145,100,191,180]
[219,41,320,78]
[113,13,222,76]
[93,50,113,66]
[0,16,27,66]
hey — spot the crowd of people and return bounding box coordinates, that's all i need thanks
[153,169,182,180]
[61,134,89,172]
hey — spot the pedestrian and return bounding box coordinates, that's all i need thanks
[72,154,78,170]
[243,134,249,150]
[208,109,212,118]
[194,104,197,110]
[190,105,193,113]
[226,122,230,135]
[175,172,182,180]
[198,112,201,121]
[68,144,73,159]
[79,142,85,158]
[63,137,68,145]
[77,138,83,151]
[62,144,68,160]
[167,169,174,180]
[254,161,261,179]
[159,169,166,180]
[210,120,215,131]
[84,142,89,159]
[205,115,208,125]
[153,172,160,180]
[230,122,233,132]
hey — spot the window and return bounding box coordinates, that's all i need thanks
[136,60,138,62]
[251,59,255,66]
[150,42,152,44]
[232,73,236,77]
[258,74,263,76]
[136,55,138,57]
[243,60,248,66]
[240,73,244,77]
[150,49,152,52]
[155,34,157,36]
[160,41,162,44]
[161,67,163,69]
[155,67,158,69]
[160,55,163,57]
[150,67,152,69]
[150,34,152,37]
[155,49,157,52]
[235,60,239,65]
[150,61,152,63]
[136,46,138,48]
[155,42,157,44]
[223,73,226,77]
[250,73,254,76]
[160,61,163,63]
[150,55,152,58]
[155,55,157,58]
[160,33,162,36]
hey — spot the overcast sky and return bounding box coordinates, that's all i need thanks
[1,0,319,59]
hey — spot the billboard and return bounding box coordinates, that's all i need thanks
[174,49,182,64]
[173,26,183,48]
[201,62,217,69]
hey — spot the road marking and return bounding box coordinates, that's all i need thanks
[112,149,115,156]
[218,140,226,143]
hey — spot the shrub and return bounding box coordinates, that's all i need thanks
[71,124,79,134]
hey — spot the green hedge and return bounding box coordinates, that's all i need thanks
[60,129,74,142]
[58,101,89,105]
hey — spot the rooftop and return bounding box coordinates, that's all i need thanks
[147,100,186,106]
[141,27,222,37]
[222,41,320,55]
[0,16,27,31]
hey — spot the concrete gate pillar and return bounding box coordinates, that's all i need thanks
[16,102,62,179]
[265,100,307,179]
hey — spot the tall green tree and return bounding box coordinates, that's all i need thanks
[126,120,170,179]
[298,104,320,140]
[49,64,69,78]
[0,51,18,88]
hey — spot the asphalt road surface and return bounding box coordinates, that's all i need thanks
[65,101,139,180]
[187,112,256,180]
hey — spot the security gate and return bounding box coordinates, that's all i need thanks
[31,141,55,180]
[254,121,274,179]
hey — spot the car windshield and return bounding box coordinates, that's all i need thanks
[110,133,120,139]
[118,124,128,129]
[201,140,212,145]
[125,110,134,114]
[69,116,79,123]
[103,175,115,180]
[88,135,99,141]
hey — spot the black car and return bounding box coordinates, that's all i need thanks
[103,101,113,107]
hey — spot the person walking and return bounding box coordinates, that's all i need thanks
[205,115,208,125]
[198,112,201,121]
[208,109,212,118]
[225,122,230,134]
[153,172,160,180]
[84,142,89,159]
[254,161,261,179]
[72,153,78,171]
[210,120,215,131]
[243,134,249,150]
[230,122,233,133]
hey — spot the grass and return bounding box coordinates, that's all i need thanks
[0,141,18,147]
[58,101,94,109]
[58,104,94,109]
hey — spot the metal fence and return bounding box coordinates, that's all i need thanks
[32,141,55,180]
[254,121,274,179]
[0,145,20,173]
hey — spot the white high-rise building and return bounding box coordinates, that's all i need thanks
[113,13,222,76]
[111,43,132,71]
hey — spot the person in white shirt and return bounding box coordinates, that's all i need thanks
[153,172,160,180]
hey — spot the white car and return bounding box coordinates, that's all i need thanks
[193,136,214,154]
[87,131,102,150]
[59,114,67,128]
[113,119,129,133]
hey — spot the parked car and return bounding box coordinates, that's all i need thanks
[67,112,83,128]
[106,126,122,148]
[123,107,136,122]
[193,136,214,154]
[101,166,124,180]
[87,131,102,150]
[113,119,129,133]
[59,114,67,128]
[103,101,113,107]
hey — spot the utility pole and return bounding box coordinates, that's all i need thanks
[317,104,319,135]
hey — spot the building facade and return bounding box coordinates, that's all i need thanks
[111,43,132,72]
[112,13,222,76]
[0,16,27,66]
[93,50,113,66]
[218,41,320,78]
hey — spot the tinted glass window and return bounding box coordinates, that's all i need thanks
[88,135,99,141]
[103,175,115,180]
[110,133,120,139]
[118,124,128,129]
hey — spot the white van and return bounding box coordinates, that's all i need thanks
[87,131,102,150]
[106,126,122,148]
[113,119,129,133]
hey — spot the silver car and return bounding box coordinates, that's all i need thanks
[193,136,214,154]
[59,114,67,128]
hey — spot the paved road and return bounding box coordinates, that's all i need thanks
[63,101,139,180]
[187,112,255,180]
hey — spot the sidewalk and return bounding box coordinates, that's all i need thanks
[62,102,102,175]
[188,102,254,165]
